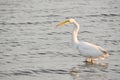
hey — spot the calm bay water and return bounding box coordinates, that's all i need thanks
[0,0,120,80]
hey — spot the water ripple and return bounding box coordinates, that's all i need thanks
[86,13,120,17]
[0,69,69,76]
[39,69,69,74]
[0,22,41,25]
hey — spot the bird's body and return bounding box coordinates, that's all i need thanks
[77,42,108,58]
[56,18,109,63]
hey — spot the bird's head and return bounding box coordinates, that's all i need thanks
[56,18,76,27]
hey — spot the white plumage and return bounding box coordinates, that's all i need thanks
[56,18,109,63]
[78,42,107,58]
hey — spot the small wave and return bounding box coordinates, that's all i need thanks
[62,32,71,35]
[47,32,71,36]
[112,50,120,53]
[105,40,120,45]
[12,70,33,76]
[41,14,61,18]
[2,68,69,76]
[47,32,61,35]
[83,70,97,73]
[37,52,46,55]
[86,14,120,17]
[81,31,92,33]
[110,69,120,74]
[56,52,79,57]
[32,69,69,74]
[56,52,68,57]
[0,29,7,33]
[0,22,41,25]
[0,20,59,26]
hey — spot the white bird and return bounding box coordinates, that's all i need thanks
[56,18,109,63]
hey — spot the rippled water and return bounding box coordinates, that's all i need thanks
[0,0,120,80]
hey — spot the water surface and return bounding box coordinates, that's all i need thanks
[0,0,120,80]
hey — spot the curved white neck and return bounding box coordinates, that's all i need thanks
[72,21,80,48]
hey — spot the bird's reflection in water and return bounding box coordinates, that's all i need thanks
[70,62,108,80]
[70,65,80,80]
[84,61,108,68]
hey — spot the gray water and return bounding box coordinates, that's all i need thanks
[0,0,120,80]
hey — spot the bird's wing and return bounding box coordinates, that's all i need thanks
[78,42,109,58]
[78,42,103,57]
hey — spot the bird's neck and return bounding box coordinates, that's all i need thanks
[72,22,80,48]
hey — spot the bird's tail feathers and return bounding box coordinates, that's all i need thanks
[94,51,110,60]
[98,46,110,58]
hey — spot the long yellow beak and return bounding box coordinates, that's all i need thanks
[56,20,70,27]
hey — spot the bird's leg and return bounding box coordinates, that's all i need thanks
[85,58,91,63]
[90,58,97,64]
[85,58,95,64]
[90,58,94,64]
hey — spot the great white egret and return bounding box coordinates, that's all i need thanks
[56,18,109,63]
